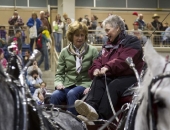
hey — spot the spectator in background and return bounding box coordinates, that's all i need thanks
[84,15,90,26]
[0,38,6,48]
[136,14,146,30]
[27,12,42,52]
[52,14,64,53]
[39,11,51,33]
[37,30,50,71]
[88,15,98,30]
[0,26,7,40]
[162,26,170,44]
[95,21,107,44]
[8,11,24,37]
[143,23,155,37]
[162,22,169,31]
[63,13,68,23]
[0,48,7,71]
[0,38,8,60]
[42,26,52,49]
[27,70,43,94]
[23,50,31,66]
[8,30,22,53]
[81,19,87,25]
[45,11,52,34]
[78,17,83,22]
[151,14,163,45]
[21,26,27,44]
[62,13,69,38]
[33,82,47,105]
[65,18,72,31]
[27,60,42,79]
[151,14,163,31]
[129,22,147,45]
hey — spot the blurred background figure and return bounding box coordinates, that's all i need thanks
[0,48,7,71]
[123,19,129,30]
[95,21,107,44]
[136,14,146,30]
[33,82,47,105]
[8,11,24,37]
[129,22,147,45]
[84,15,90,26]
[52,14,64,53]
[151,14,163,31]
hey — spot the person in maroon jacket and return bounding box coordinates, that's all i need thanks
[75,15,144,120]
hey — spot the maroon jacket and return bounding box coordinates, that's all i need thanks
[88,31,144,79]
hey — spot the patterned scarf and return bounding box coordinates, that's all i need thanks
[67,43,89,73]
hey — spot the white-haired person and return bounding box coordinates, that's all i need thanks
[75,15,144,121]
[50,21,98,115]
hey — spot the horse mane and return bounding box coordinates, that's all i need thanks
[135,39,166,130]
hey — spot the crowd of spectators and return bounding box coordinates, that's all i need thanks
[76,12,170,45]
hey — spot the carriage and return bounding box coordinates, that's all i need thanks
[1,39,169,130]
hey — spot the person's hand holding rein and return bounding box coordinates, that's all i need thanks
[93,67,108,76]
[93,69,101,76]
[83,88,90,95]
[100,67,108,75]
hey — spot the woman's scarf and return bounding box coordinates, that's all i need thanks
[67,43,89,73]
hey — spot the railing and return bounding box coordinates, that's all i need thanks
[0,25,29,44]
[86,30,170,47]
[51,29,170,71]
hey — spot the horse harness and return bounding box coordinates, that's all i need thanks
[147,61,170,130]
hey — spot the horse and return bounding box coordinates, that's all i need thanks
[135,39,170,130]
[0,49,87,130]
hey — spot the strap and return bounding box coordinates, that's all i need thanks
[41,104,75,109]
[104,74,119,122]
[98,107,125,130]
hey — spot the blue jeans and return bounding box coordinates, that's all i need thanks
[53,32,62,52]
[30,38,36,52]
[26,78,36,95]
[50,86,85,115]
[38,45,49,70]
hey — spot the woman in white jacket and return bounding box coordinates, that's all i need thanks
[53,14,64,53]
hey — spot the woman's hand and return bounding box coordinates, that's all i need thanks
[100,67,108,75]
[93,69,101,76]
[83,88,90,95]
[56,84,65,90]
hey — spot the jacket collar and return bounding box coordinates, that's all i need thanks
[103,30,126,49]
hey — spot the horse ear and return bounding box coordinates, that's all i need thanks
[144,39,166,76]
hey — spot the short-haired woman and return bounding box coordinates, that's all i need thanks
[50,21,99,115]
[27,12,42,52]
[75,15,144,120]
